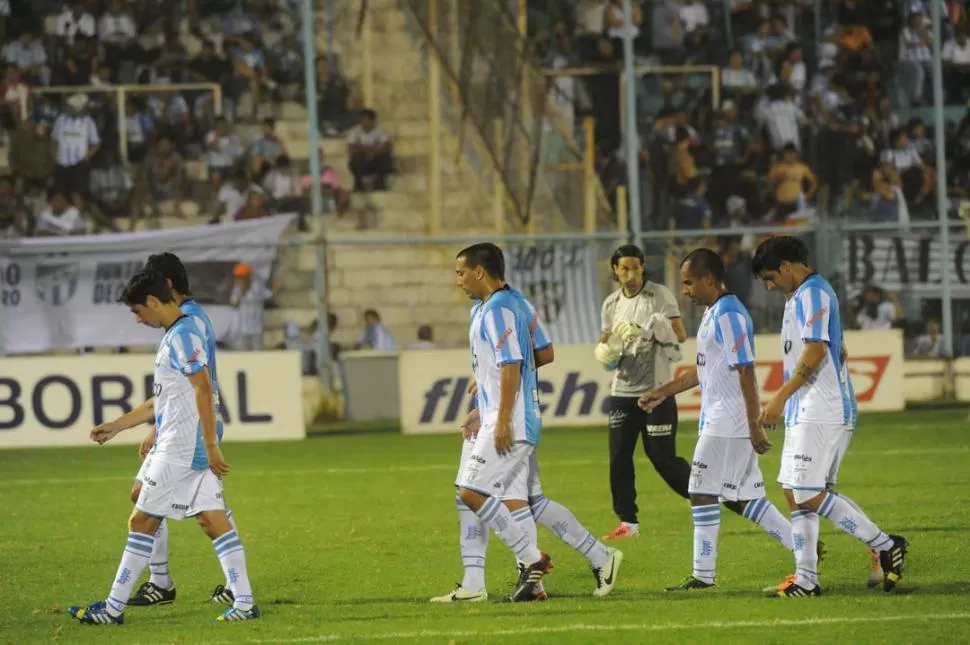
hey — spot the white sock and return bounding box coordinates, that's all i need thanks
[817,492,893,552]
[105,532,155,616]
[212,530,254,610]
[742,498,794,551]
[224,509,239,587]
[456,494,488,592]
[474,495,541,565]
[147,520,174,590]
[511,506,545,594]
[691,504,719,584]
[530,494,610,569]
[791,509,820,589]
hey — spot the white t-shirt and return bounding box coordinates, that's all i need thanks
[347,125,390,147]
[230,281,272,337]
[36,206,84,235]
[98,12,137,43]
[856,300,896,330]
[696,294,756,438]
[943,39,970,65]
[217,185,246,221]
[679,2,709,32]
[263,170,299,200]
[56,10,96,46]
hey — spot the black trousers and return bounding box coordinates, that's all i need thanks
[608,395,691,524]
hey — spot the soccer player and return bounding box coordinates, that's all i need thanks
[88,252,238,606]
[594,244,695,540]
[751,236,908,596]
[639,249,794,591]
[451,243,552,602]
[70,270,259,624]
[433,266,622,602]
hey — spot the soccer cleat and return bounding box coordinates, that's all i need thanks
[68,600,124,625]
[602,522,639,540]
[867,549,883,588]
[592,548,624,597]
[507,553,552,602]
[210,584,234,605]
[665,575,715,592]
[430,584,488,603]
[762,574,795,593]
[774,580,821,598]
[216,604,261,622]
[879,535,909,592]
[128,582,176,606]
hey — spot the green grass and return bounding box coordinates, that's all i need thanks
[1,409,969,644]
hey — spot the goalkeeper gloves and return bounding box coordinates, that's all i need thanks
[613,321,644,344]
[594,341,621,371]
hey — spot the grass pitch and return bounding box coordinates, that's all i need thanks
[1,409,969,644]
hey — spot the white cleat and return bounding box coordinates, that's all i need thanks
[592,547,624,597]
[430,584,488,603]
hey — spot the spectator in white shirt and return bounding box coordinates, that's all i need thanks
[229,263,274,351]
[881,128,934,206]
[679,0,710,43]
[355,309,397,350]
[755,85,805,151]
[721,49,759,96]
[215,171,248,223]
[406,325,437,350]
[98,0,140,82]
[205,116,244,191]
[347,110,393,191]
[51,94,100,210]
[35,191,85,236]
[944,27,970,102]
[855,286,901,330]
[56,2,97,49]
[3,30,50,86]
[899,11,934,105]
[912,318,945,357]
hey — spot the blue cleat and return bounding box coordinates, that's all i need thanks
[68,600,125,625]
[216,604,261,622]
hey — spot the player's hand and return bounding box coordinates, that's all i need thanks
[594,341,621,369]
[138,428,156,460]
[90,422,123,445]
[494,419,513,456]
[749,423,773,454]
[613,321,642,344]
[461,407,481,440]
[206,445,231,477]
[638,390,666,411]
[759,397,784,430]
[466,380,478,397]
[598,330,613,344]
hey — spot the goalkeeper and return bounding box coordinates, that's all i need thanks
[596,245,693,541]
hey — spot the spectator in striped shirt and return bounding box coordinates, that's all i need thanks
[51,94,100,211]
[899,11,934,105]
[355,309,397,350]
[755,84,805,152]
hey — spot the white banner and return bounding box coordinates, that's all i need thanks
[842,231,970,296]
[504,242,602,345]
[0,216,295,354]
[399,330,905,434]
[0,351,305,449]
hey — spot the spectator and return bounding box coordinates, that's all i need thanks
[881,127,934,206]
[229,262,273,351]
[138,135,185,226]
[9,118,53,196]
[675,177,711,230]
[3,29,50,86]
[56,1,97,49]
[721,50,759,97]
[269,35,304,93]
[263,155,304,212]
[121,97,153,163]
[899,11,934,105]
[55,35,99,87]
[0,67,29,135]
[355,309,396,350]
[0,175,31,237]
[215,170,248,223]
[189,40,231,85]
[944,27,970,102]
[670,125,698,200]
[756,84,805,152]
[855,285,902,330]
[347,110,393,191]
[766,143,816,222]
[316,58,351,136]
[913,318,945,357]
[678,0,710,49]
[236,188,267,220]
[51,93,100,211]
[98,0,140,82]
[229,33,277,120]
[205,116,243,191]
[248,117,286,166]
[407,325,437,350]
[89,149,134,228]
[871,158,906,222]
[35,190,85,236]
[651,0,684,64]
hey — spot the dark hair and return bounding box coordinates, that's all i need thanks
[145,252,191,295]
[121,270,175,307]
[456,243,506,280]
[418,324,433,341]
[277,154,291,168]
[609,244,646,282]
[751,236,810,274]
[681,248,725,282]
[363,309,381,321]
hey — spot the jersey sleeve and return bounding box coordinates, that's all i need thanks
[171,329,208,376]
[523,299,551,349]
[600,296,613,332]
[483,305,524,366]
[658,284,682,318]
[795,286,832,343]
[715,311,754,368]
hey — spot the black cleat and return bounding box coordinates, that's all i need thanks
[774,579,822,598]
[665,575,715,592]
[128,582,176,606]
[879,535,909,592]
[210,584,234,605]
[507,553,552,602]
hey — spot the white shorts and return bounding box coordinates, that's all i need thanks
[826,425,854,487]
[135,457,225,520]
[455,437,542,502]
[777,422,845,494]
[689,434,766,502]
[456,431,534,500]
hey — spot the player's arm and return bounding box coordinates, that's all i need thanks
[89,397,155,444]
[638,366,698,411]
[486,306,525,455]
[767,341,827,406]
[719,311,771,453]
[535,345,554,367]
[187,368,229,476]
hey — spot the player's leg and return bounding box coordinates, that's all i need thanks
[127,478,179,606]
[641,397,692,501]
[456,437,551,602]
[506,477,546,602]
[732,438,794,552]
[526,452,622,597]
[432,437,489,602]
[207,508,240,604]
[191,472,260,621]
[604,396,644,539]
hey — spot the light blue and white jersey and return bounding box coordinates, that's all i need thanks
[51,113,100,166]
[508,286,552,352]
[152,315,212,471]
[780,274,852,427]
[696,294,756,438]
[180,298,224,441]
[469,287,542,445]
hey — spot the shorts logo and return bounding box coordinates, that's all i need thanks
[692,461,708,470]
[171,503,189,511]
[784,340,793,354]
[144,478,157,487]
[696,353,706,366]
[472,455,486,465]
[722,482,737,490]
[647,424,673,437]
[793,454,813,463]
